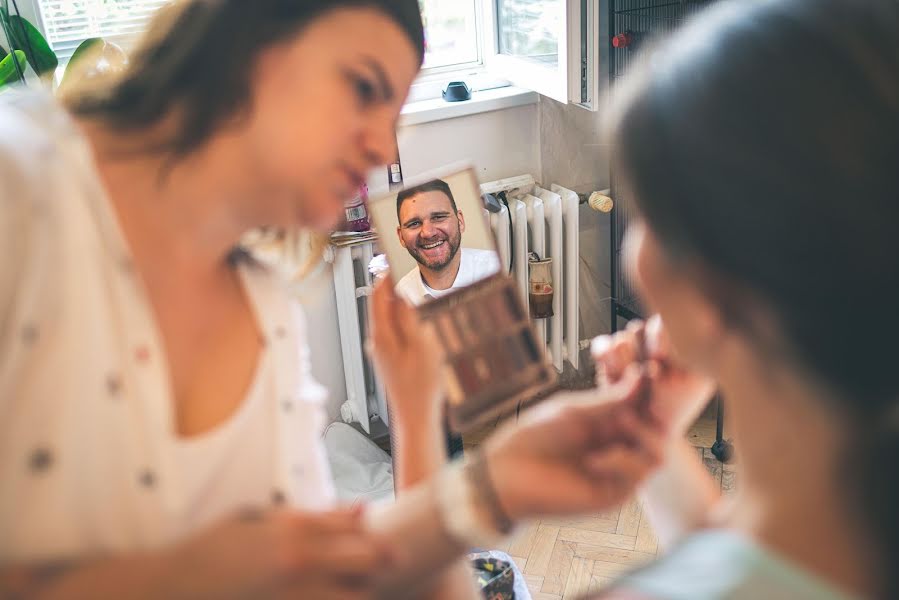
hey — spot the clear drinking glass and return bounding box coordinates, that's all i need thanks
[528,255,554,319]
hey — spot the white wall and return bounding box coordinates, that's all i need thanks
[537,0,616,342]
[396,104,541,183]
[539,96,615,340]
[308,104,541,423]
[293,268,351,425]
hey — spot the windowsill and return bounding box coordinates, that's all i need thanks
[399,86,538,127]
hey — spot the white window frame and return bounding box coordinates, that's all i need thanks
[411,0,599,110]
[409,0,494,103]
[482,0,570,103]
[419,0,485,76]
[10,0,598,111]
[483,0,599,110]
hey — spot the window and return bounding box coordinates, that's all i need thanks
[35,0,170,61]
[484,0,599,109]
[418,0,481,71]
[496,0,560,68]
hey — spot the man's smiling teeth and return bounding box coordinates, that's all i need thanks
[421,240,445,250]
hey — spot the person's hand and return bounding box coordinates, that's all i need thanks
[368,278,444,428]
[483,368,668,521]
[592,315,716,437]
[162,507,393,599]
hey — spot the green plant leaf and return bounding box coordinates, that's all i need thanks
[0,44,7,60]
[1,2,12,41]
[7,15,58,77]
[0,48,27,86]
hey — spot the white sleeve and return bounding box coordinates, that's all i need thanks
[0,126,37,333]
[288,300,329,404]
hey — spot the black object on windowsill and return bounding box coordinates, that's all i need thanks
[442,81,472,102]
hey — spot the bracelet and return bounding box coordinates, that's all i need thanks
[467,452,515,536]
[436,454,517,548]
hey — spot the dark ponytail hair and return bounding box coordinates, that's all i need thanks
[67,0,424,157]
[608,0,899,596]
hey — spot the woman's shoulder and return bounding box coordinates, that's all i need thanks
[0,91,77,177]
[593,529,857,600]
[0,93,71,306]
[0,91,90,231]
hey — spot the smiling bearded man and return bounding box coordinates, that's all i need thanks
[394,179,500,305]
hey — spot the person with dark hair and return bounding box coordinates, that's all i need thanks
[0,1,669,597]
[585,0,899,598]
[394,179,500,304]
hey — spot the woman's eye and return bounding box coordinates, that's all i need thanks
[353,77,376,106]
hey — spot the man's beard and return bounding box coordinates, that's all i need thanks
[408,228,462,271]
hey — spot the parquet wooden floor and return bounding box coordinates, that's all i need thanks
[463,414,736,599]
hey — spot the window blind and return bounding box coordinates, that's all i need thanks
[36,0,170,61]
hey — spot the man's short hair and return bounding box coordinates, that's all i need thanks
[396,179,458,222]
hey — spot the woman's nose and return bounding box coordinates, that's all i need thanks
[360,113,396,167]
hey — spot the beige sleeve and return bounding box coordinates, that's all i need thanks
[0,140,35,335]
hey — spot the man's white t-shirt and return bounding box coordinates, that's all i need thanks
[395,248,501,305]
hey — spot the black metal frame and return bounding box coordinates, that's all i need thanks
[608,0,732,462]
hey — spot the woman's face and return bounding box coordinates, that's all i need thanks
[624,218,722,375]
[239,8,420,231]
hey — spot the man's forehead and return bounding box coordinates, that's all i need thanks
[400,190,454,220]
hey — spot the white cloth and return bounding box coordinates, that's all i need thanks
[395,248,501,305]
[172,346,275,536]
[323,422,394,507]
[0,92,335,563]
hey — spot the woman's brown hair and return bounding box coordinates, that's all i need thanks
[66,0,424,157]
[609,0,899,596]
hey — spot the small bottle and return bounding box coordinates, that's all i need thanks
[343,184,371,232]
[387,159,404,192]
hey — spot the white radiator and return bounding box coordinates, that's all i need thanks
[481,175,581,373]
[329,176,583,432]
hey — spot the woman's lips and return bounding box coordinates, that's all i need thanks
[334,166,366,198]
[343,165,366,188]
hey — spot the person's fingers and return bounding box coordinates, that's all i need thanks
[591,335,614,387]
[306,536,391,577]
[369,278,400,353]
[590,335,611,364]
[283,580,373,600]
[391,292,422,349]
[625,319,646,334]
[609,364,647,404]
[614,408,667,463]
[582,445,658,495]
[567,366,646,441]
[645,314,669,361]
[605,335,640,383]
[283,506,365,536]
